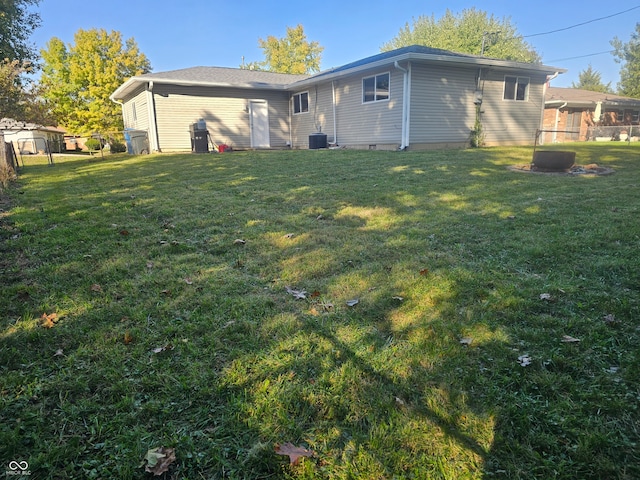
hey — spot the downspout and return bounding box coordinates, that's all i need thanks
[146,81,160,152]
[394,61,409,150]
[332,80,337,145]
[541,72,561,146]
[553,102,567,144]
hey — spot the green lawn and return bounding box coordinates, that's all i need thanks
[1,145,639,479]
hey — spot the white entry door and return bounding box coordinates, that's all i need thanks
[249,100,270,148]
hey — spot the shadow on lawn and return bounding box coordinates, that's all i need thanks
[2,146,638,478]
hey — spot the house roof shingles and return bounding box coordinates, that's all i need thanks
[112,45,566,101]
[545,87,640,108]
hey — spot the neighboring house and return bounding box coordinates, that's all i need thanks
[543,87,640,143]
[0,118,66,154]
[110,45,566,152]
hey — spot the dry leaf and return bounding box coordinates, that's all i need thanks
[395,396,406,406]
[184,277,193,285]
[320,301,334,311]
[603,313,618,324]
[41,312,58,328]
[274,442,315,465]
[539,293,552,301]
[146,262,154,269]
[161,289,171,296]
[90,284,102,292]
[124,332,134,345]
[285,286,307,300]
[152,344,175,354]
[54,348,64,356]
[346,299,359,307]
[561,335,580,343]
[119,229,129,236]
[459,337,473,346]
[233,239,246,245]
[283,233,295,239]
[517,355,532,367]
[310,290,321,299]
[419,268,429,276]
[144,447,176,476]
[392,296,404,301]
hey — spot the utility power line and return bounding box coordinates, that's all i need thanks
[523,6,640,38]
[547,50,615,63]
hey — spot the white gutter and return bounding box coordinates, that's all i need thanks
[331,80,337,145]
[146,81,160,152]
[394,61,410,150]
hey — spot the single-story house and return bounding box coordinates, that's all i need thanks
[543,87,640,143]
[0,118,66,154]
[110,45,566,152]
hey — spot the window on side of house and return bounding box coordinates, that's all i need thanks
[293,92,309,114]
[503,76,529,101]
[632,111,639,123]
[617,110,626,123]
[363,73,390,103]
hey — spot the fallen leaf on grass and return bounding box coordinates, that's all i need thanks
[346,299,359,307]
[184,277,193,285]
[539,293,552,301]
[517,355,532,367]
[233,239,246,245]
[146,262,154,269]
[54,348,64,356]
[90,283,102,293]
[119,229,129,236]
[143,447,176,476]
[283,233,295,239]
[285,286,307,300]
[152,344,174,354]
[310,290,321,299]
[419,268,429,276]
[561,335,580,343]
[274,443,315,465]
[459,337,473,346]
[123,332,134,345]
[41,312,58,328]
[603,313,618,324]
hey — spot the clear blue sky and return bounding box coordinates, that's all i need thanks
[30,0,640,90]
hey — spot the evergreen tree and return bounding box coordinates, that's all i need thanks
[571,64,612,93]
[612,23,640,98]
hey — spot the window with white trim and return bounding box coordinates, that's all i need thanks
[503,76,529,101]
[363,73,390,103]
[632,111,639,123]
[293,92,309,114]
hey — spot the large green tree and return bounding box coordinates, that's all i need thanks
[247,24,323,74]
[40,28,151,134]
[571,64,612,93]
[382,8,540,63]
[0,0,41,62]
[612,23,640,98]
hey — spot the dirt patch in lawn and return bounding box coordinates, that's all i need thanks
[508,163,615,176]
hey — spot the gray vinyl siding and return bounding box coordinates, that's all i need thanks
[124,87,149,131]
[479,70,548,146]
[332,69,403,147]
[290,83,334,147]
[408,63,476,145]
[151,85,291,151]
